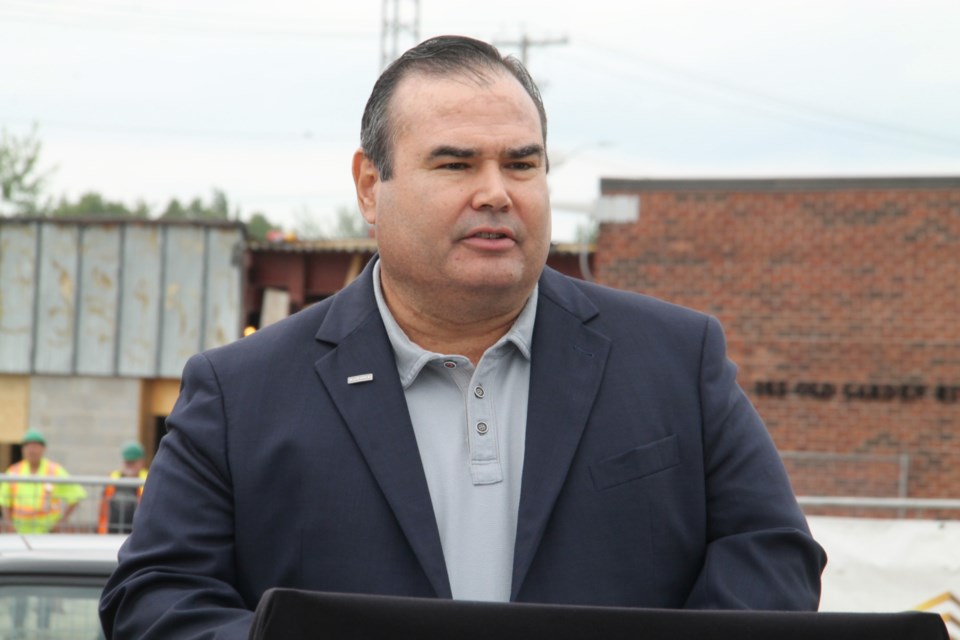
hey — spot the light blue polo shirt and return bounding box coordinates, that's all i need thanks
[373,260,536,602]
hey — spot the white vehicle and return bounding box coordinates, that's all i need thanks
[0,533,124,639]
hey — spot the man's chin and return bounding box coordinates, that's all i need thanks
[455,269,542,301]
[454,264,526,287]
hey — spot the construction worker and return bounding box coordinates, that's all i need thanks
[0,429,87,534]
[98,441,148,534]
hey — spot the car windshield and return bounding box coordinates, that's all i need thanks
[0,581,105,640]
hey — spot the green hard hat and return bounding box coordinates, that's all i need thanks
[21,429,46,446]
[122,441,145,462]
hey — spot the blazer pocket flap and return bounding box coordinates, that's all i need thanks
[590,434,680,490]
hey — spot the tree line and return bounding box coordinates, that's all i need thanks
[0,126,367,240]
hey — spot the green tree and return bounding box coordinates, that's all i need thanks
[0,125,55,216]
[161,198,186,219]
[293,205,369,240]
[209,189,229,219]
[291,205,325,239]
[50,191,149,217]
[329,206,370,238]
[130,200,152,217]
[245,212,277,241]
[160,189,231,220]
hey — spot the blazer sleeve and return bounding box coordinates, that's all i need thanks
[683,316,827,610]
[99,352,254,639]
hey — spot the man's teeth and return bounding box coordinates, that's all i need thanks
[475,232,505,239]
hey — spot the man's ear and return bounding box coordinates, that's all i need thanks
[352,149,379,225]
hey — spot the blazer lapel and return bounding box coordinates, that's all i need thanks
[312,262,452,598]
[511,269,611,600]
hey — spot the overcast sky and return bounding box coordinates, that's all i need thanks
[2,0,959,240]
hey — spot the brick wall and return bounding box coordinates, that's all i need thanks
[594,178,960,517]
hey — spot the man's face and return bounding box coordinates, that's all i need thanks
[22,442,44,465]
[355,70,551,312]
[123,459,144,474]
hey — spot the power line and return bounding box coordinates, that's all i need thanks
[571,39,960,155]
[7,0,302,26]
[584,39,960,148]
[0,2,374,42]
[0,116,343,142]
[494,34,569,67]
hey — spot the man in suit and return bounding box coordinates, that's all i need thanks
[100,35,826,639]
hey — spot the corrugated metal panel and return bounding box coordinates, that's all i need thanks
[117,225,162,377]
[0,218,245,379]
[76,224,121,375]
[0,222,37,372]
[204,227,243,349]
[159,225,206,378]
[34,223,79,374]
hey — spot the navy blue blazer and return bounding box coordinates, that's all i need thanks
[100,261,826,639]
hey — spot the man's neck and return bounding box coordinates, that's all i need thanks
[381,282,530,365]
[399,310,519,365]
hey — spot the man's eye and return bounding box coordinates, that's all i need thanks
[507,162,535,170]
[441,162,469,170]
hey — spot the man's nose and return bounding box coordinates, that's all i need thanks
[470,163,512,212]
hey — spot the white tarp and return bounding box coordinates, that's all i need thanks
[809,515,959,633]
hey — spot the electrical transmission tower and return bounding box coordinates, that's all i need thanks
[380,0,420,71]
[493,34,568,67]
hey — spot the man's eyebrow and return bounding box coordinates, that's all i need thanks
[506,144,545,159]
[428,146,477,159]
[427,144,545,160]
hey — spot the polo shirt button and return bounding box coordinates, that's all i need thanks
[476,422,488,435]
[474,386,485,398]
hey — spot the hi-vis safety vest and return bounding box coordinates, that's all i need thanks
[98,468,148,534]
[0,459,86,534]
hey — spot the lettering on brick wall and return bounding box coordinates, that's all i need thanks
[753,381,960,404]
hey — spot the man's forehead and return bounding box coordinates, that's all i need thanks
[397,65,507,93]
[395,68,534,109]
[389,70,543,140]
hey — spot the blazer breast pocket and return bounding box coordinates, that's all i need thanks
[590,434,680,491]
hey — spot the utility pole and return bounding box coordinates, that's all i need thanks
[493,34,568,67]
[380,0,420,71]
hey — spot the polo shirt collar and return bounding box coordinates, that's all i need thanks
[372,259,537,389]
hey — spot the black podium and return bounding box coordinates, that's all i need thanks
[248,589,948,640]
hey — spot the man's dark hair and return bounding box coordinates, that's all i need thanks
[360,35,548,180]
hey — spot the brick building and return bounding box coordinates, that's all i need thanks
[594,177,960,517]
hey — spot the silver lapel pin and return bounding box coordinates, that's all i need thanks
[347,373,374,385]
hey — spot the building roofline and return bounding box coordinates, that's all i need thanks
[0,215,247,231]
[247,237,379,253]
[247,237,594,256]
[601,176,960,193]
